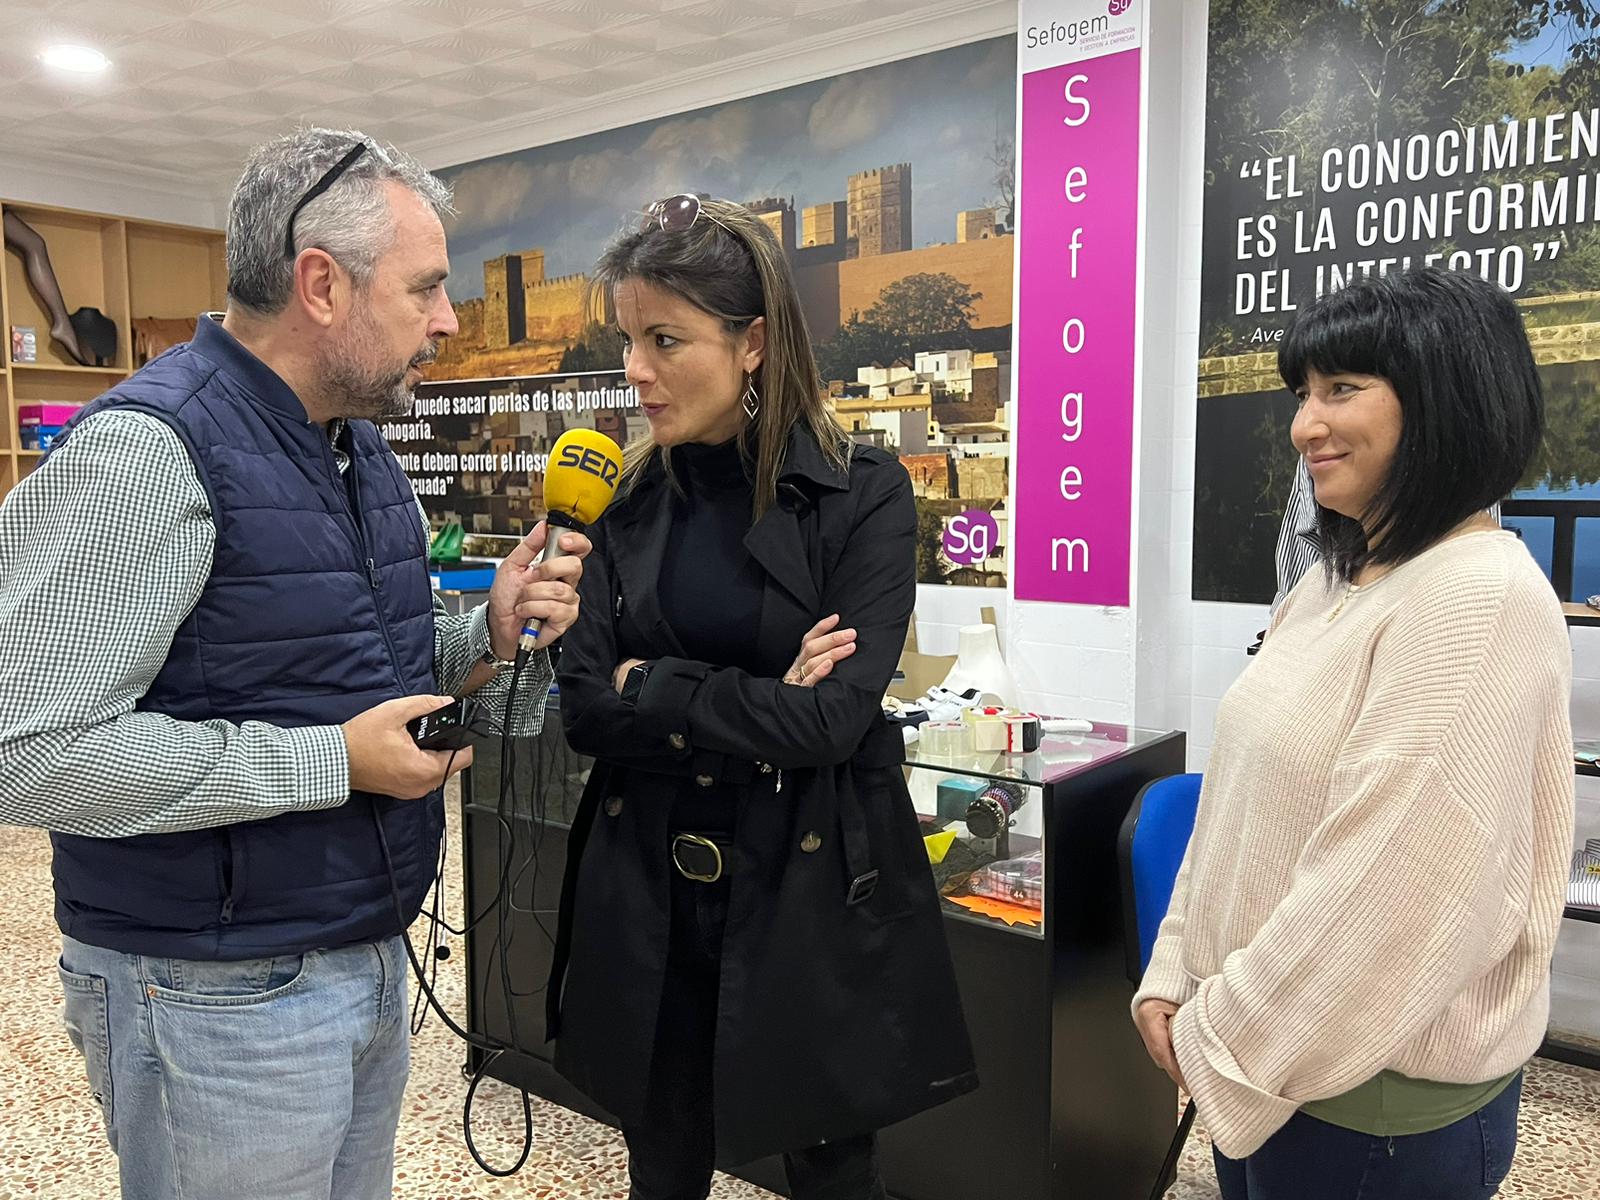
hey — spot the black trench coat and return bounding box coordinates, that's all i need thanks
[549,428,978,1165]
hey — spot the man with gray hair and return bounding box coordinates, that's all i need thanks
[0,127,588,1198]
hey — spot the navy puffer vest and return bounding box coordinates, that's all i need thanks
[48,317,442,960]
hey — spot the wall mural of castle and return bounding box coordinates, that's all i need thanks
[406,35,1019,587]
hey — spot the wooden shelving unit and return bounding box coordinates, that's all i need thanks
[1,199,224,504]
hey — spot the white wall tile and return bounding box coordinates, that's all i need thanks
[1192,601,1269,650]
[1549,969,1600,1039]
[1014,642,1134,709]
[1011,600,1134,655]
[1187,695,1220,751]
[1168,538,1195,598]
[1173,391,1199,439]
[913,585,1005,630]
[1193,645,1250,701]
[1172,438,1196,493]
[1552,918,1600,983]
[1574,784,1600,844]
[1168,489,1194,547]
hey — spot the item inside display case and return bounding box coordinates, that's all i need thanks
[964,778,1028,857]
[966,851,1043,909]
[913,758,1043,930]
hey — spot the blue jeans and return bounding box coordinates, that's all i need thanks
[1213,1073,1522,1200]
[58,934,410,1200]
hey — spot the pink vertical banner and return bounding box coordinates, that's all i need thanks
[1014,4,1143,606]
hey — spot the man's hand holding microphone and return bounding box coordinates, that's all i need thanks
[342,429,620,800]
[486,517,592,658]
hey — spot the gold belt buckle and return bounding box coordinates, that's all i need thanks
[672,833,724,883]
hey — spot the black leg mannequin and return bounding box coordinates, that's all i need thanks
[3,210,89,365]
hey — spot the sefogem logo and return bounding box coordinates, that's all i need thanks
[943,510,1000,566]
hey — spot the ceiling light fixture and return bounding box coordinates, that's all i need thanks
[40,44,110,74]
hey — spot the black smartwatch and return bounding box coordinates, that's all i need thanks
[620,661,653,706]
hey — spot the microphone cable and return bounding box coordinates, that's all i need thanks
[373,645,548,1178]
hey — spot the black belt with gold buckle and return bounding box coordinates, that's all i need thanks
[672,832,735,883]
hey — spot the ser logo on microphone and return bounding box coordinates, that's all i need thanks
[558,442,620,486]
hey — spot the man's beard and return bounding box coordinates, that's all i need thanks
[318,311,437,421]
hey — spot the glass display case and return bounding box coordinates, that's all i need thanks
[460,709,1188,1200]
[903,725,1176,940]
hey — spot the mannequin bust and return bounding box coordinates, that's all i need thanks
[68,306,117,367]
[3,210,89,365]
[939,623,1018,709]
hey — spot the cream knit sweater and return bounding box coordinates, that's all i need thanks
[1134,530,1574,1159]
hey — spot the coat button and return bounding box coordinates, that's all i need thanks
[669,733,687,751]
[604,796,623,817]
[758,762,773,774]
[800,831,822,853]
[695,774,714,788]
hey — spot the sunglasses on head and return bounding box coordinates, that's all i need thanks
[284,140,392,260]
[643,193,735,237]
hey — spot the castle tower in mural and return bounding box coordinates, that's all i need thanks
[744,197,796,255]
[437,157,1011,420]
[957,208,998,242]
[847,163,912,257]
[483,250,546,349]
[802,200,847,248]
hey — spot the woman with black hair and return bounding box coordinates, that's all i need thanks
[1133,267,1574,1199]
[549,195,976,1200]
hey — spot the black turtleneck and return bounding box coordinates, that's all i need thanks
[659,438,766,674]
[659,439,766,833]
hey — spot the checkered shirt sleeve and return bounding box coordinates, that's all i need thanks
[0,410,545,838]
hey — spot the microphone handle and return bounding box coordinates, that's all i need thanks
[516,510,581,658]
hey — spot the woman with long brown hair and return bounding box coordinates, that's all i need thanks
[549,195,976,1200]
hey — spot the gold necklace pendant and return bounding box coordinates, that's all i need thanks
[1327,583,1357,622]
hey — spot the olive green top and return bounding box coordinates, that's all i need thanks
[1300,1070,1519,1137]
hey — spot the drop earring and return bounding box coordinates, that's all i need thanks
[741,373,761,421]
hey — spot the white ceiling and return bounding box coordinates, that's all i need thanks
[1,0,1015,223]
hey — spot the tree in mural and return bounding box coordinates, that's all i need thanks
[986,129,1016,230]
[559,322,625,374]
[1523,0,1600,106]
[867,273,982,342]
[813,272,984,384]
[814,313,906,383]
[1200,0,1549,356]
[915,501,952,585]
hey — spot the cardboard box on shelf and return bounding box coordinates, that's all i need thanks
[18,403,83,453]
[18,403,84,426]
[19,424,65,452]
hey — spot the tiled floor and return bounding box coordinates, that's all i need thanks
[3,801,1596,1198]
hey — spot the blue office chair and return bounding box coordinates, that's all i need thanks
[1118,773,1203,1200]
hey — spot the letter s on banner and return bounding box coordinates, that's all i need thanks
[1063,73,1091,126]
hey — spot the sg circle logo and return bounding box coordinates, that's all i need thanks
[1108,0,1132,13]
[943,510,1000,566]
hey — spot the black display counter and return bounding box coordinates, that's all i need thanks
[459,702,1186,1199]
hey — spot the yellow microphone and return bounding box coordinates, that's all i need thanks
[517,427,625,658]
